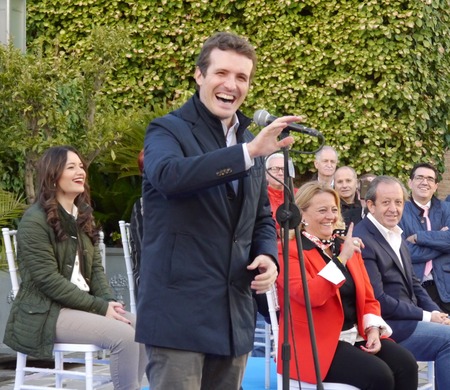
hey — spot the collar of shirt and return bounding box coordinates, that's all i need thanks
[367,212,403,238]
[412,197,431,210]
[62,204,79,219]
[367,213,404,267]
[221,114,239,147]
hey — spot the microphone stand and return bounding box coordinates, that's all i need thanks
[276,138,324,390]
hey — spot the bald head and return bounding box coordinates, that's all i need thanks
[334,166,358,203]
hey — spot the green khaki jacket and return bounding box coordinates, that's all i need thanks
[3,203,115,358]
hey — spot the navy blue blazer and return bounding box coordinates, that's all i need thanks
[353,217,440,342]
[136,94,278,356]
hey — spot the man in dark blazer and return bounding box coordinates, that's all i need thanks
[136,32,301,390]
[353,175,450,389]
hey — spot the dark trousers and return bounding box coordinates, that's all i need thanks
[324,339,418,390]
[423,281,450,314]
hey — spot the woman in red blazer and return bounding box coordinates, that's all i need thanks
[276,181,417,389]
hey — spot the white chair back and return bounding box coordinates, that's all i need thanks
[118,220,137,314]
[267,285,279,358]
[98,230,106,270]
[2,228,19,298]
[1,227,111,389]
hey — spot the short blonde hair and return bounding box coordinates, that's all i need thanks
[295,181,344,231]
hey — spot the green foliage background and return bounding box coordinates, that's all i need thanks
[1,0,449,241]
[25,0,450,179]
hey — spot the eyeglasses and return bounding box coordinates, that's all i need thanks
[413,175,436,184]
[267,166,284,173]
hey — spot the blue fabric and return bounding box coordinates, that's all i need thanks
[399,198,450,302]
[398,320,450,389]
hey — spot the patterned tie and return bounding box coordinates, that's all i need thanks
[423,206,433,276]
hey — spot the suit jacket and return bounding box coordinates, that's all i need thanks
[399,197,450,302]
[276,235,385,383]
[353,216,439,342]
[136,93,278,356]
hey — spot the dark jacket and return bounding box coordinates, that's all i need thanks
[340,198,363,230]
[3,203,114,358]
[353,216,439,342]
[399,197,450,302]
[136,93,278,356]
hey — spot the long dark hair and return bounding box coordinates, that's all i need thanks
[35,145,98,243]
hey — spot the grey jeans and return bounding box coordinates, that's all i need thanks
[55,308,147,390]
[146,345,249,390]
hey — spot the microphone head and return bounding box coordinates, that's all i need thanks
[253,109,270,127]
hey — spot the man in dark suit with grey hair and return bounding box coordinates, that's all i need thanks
[354,175,450,389]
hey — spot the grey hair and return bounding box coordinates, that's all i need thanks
[365,175,408,203]
[265,153,285,169]
[315,145,338,162]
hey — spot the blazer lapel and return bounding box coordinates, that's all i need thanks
[399,241,415,296]
[366,219,409,280]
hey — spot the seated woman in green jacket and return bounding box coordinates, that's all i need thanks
[3,145,146,390]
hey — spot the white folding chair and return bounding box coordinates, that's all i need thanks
[98,230,106,270]
[2,227,112,390]
[253,311,274,390]
[251,286,280,389]
[418,361,435,390]
[118,220,137,314]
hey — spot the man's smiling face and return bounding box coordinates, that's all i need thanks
[194,48,253,128]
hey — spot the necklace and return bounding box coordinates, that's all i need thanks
[302,231,334,251]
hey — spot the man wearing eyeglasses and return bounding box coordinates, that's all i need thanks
[399,162,450,313]
[265,153,298,235]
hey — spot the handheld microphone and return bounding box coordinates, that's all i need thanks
[253,109,321,137]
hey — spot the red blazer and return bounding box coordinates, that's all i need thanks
[276,235,382,383]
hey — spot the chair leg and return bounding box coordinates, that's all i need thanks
[264,323,271,389]
[55,351,64,388]
[428,361,435,390]
[14,352,27,390]
[85,351,94,390]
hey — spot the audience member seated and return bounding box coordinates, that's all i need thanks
[3,146,147,390]
[311,145,338,187]
[358,173,377,210]
[266,153,297,235]
[353,175,450,389]
[399,162,450,313]
[334,166,364,230]
[129,149,144,297]
[276,181,417,389]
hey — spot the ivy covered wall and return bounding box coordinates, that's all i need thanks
[26,0,450,179]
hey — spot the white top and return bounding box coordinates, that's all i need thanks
[67,205,90,292]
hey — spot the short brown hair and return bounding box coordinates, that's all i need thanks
[196,32,257,80]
